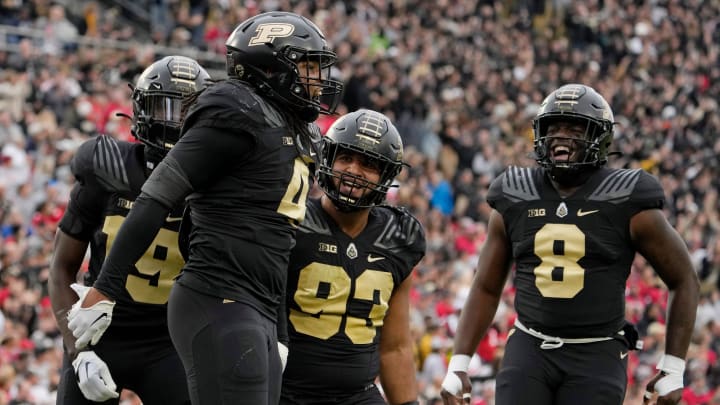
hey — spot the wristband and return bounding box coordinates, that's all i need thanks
[447,354,471,372]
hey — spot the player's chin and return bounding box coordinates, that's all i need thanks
[551,156,574,166]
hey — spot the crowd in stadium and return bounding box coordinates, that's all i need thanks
[0,0,719,404]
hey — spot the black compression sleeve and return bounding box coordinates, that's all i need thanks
[141,155,193,209]
[277,296,289,346]
[165,125,255,190]
[93,194,170,300]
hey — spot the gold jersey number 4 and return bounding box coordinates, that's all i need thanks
[277,158,311,224]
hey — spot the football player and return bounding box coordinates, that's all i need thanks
[66,12,344,405]
[49,55,210,404]
[440,84,699,405]
[280,109,426,405]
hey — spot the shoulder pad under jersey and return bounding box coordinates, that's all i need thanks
[70,135,137,194]
[588,168,665,209]
[487,166,542,212]
[181,80,286,136]
[294,123,322,166]
[373,205,426,260]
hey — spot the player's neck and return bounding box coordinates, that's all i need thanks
[321,196,370,239]
[551,180,582,198]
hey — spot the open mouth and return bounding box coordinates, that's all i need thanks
[338,194,357,204]
[551,144,572,162]
[339,181,364,197]
[337,175,369,200]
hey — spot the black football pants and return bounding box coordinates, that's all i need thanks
[495,327,629,405]
[168,283,282,405]
[280,383,386,405]
[57,329,189,405]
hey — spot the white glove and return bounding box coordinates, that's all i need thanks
[72,351,119,402]
[278,342,289,372]
[67,283,115,349]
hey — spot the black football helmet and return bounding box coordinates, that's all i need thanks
[318,109,406,211]
[225,11,343,122]
[131,55,210,155]
[533,83,615,186]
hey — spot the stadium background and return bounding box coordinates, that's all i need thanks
[0,0,718,404]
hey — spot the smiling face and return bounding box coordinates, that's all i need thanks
[532,84,615,188]
[331,148,382,203]
[546,121,589,164]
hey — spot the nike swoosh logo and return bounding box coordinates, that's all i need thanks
[577,209,599,217]
[223,299,235,304]
[368,254,385,263]
[620,351,629,359]
[91,313,108,326]
[165,217,183,223]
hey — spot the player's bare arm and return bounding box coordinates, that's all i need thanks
[380,276,418,404]
[441,209,512,404]
[48,230,89,358]
[631,208,699,404]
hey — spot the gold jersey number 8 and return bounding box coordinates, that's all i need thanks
[533,223,586,298]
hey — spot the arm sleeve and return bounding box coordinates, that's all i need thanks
[164,124,255,191]
[277,296,289,346]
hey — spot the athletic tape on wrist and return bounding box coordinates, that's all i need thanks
[654,354,685,396]
[447,354,471,372]
[657,354,685,375]
[441,372,463,395]
[442,355,471,395]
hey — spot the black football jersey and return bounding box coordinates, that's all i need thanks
[59,135,185,335]
[488,166,665,338]
[282,198,426,396]
[175,80,318,320]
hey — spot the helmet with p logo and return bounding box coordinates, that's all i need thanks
[225,12,344,122]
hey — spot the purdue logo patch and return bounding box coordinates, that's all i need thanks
[249,23,295,46]
[556,202,568,218]
[346,242,358,259]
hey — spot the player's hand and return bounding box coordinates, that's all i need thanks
[67,284,115,349]
[643,371,683,405]
[278,342,289,372]
[72,351,119,402]
[440,370,472,404]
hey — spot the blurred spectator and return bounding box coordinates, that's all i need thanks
[35,4,79,56]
